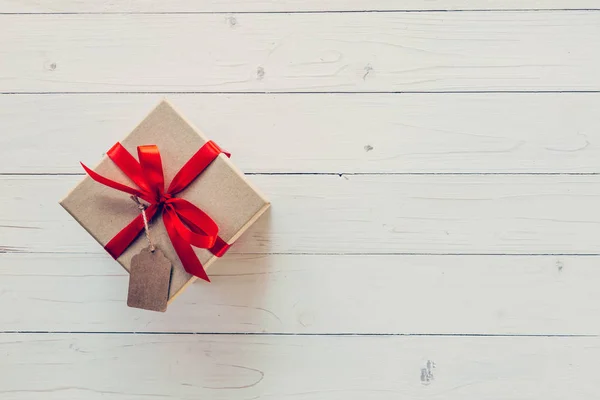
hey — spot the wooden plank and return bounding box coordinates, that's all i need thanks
[1,0,597,13]
[1,93,599,174]
[1,334,598,399]
[0,253,598,334]
[2,12,600,93]
[2,174,600,255]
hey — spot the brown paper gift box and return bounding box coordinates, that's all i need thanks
[60,100,270,303]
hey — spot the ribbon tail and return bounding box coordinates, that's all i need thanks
[81,162,154,203]
[163,210,210,282]
[104,204,159,259]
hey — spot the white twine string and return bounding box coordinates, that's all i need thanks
[130,195,155,252]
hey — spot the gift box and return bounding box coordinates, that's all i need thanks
[60,100,270,308]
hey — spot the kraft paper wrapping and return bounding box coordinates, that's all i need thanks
[60,100,270,302]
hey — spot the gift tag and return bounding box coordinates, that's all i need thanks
[127,246,172,312]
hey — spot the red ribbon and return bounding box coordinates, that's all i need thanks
[81,141,231,282]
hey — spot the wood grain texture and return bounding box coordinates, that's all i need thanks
[1,0,597,12]
[2,334,598,400]
[2,175,599,255]
[0,253,598,334]
[2,12,600,93]
[1,93,599,174]
[2,3,598,396]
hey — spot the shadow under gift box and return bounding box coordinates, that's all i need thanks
[60,100,270,304]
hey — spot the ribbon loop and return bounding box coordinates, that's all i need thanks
[82,141,231,281]
[106,143,151,194]
[137,145,165,201]
[166,199,218,248]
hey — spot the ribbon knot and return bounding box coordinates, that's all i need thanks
[81,141,231,282]
[159,193,173,204]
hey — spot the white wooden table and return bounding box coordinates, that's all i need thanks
[1,1,600,398]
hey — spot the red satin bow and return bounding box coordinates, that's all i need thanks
[81,141,231,282]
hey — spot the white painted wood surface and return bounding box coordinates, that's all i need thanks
[1,253,597,334]
[3,12,600,92]
[4,175,600,254]
[1,0,599,12]
[1,2,599,398]
[2,335,599,400]
[2,94,599,174]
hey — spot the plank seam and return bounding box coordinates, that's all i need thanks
[3,91,600,95]
[1,9,600,15]
[0,331,595,337]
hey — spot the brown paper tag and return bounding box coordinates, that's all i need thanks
[127,246,172,312]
